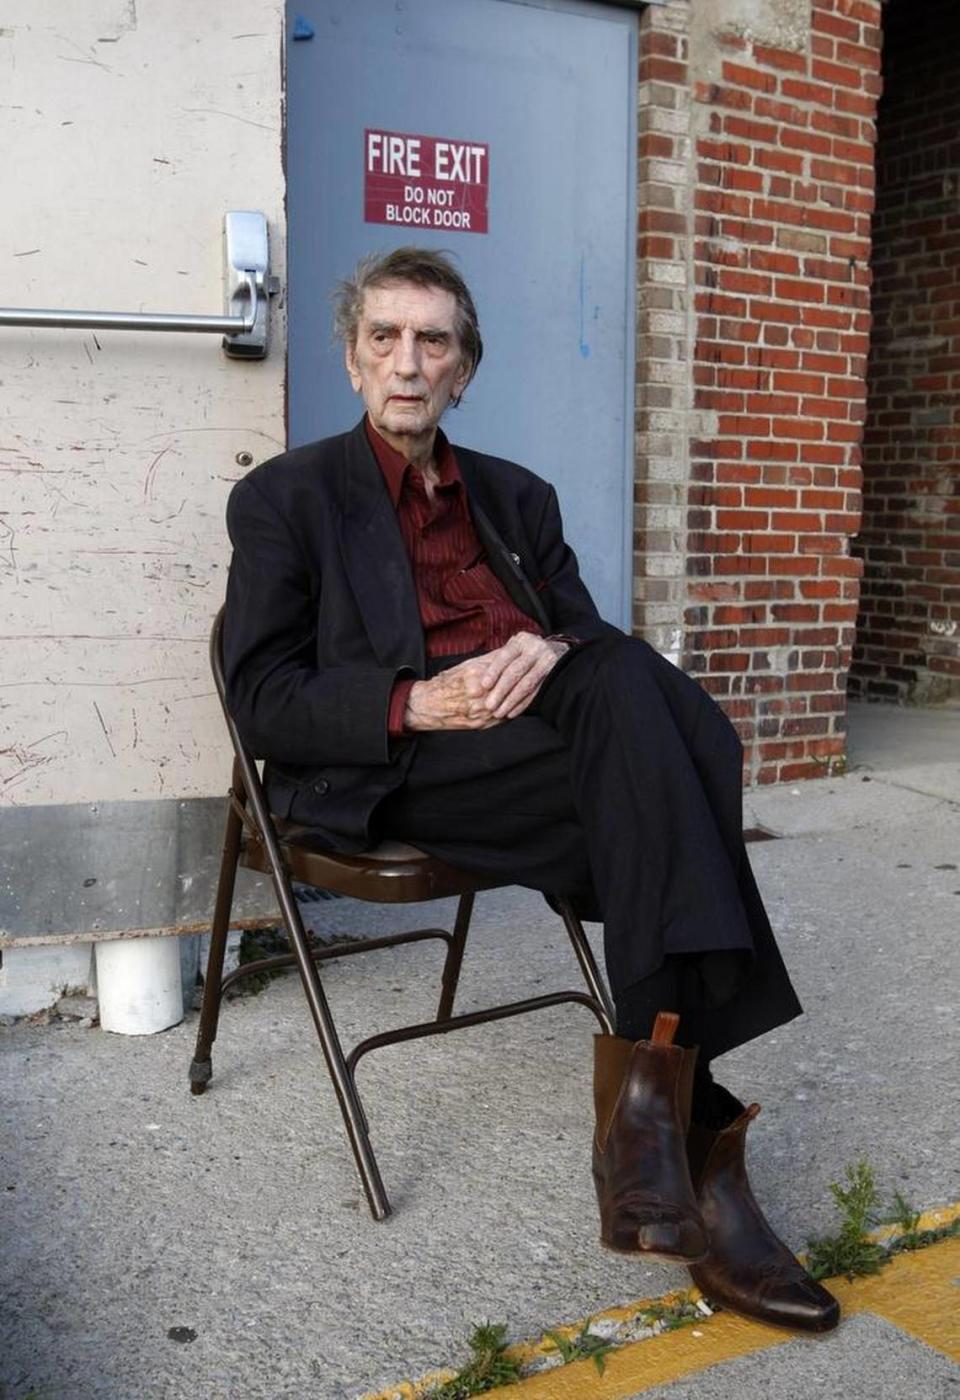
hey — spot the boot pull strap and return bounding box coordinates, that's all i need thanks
[650,1010,680,1046]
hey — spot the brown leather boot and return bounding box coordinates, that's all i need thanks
[688,1092,840,1332]
[592,1012,709,1264]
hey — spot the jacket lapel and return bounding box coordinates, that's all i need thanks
[338,421,425,674]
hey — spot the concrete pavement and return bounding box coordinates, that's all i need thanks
[1,698,957,1399]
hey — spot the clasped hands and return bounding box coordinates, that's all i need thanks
[403,631,569,732]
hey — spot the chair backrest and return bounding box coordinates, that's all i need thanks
[210,605,263,772]
[209,604,279,840]
[209,605,229,709]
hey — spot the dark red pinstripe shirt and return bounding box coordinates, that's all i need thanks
[365,417,543,735]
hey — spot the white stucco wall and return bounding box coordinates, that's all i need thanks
[0,1,286,808]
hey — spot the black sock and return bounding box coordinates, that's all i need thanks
[691,1060,743,1129]
[613,958,688,1044]
[691,1060,717,1123]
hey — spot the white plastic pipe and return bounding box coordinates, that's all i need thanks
[95,937,184,1035]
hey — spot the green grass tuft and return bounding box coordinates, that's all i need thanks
[806,1159,888,1281]
[805,1163,959,1282]
[426,1323,523,1398]
[887,1188,922,1237]
[886,1203,960,1257]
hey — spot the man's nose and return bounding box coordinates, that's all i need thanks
[393,329,421,378]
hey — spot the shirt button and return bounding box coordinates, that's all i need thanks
[313,779,330,796]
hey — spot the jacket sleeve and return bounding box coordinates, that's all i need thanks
[222,475,408,766]
[532,484,622,642]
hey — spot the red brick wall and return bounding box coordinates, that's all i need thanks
[849,0,960,703]
[634,0,882,784]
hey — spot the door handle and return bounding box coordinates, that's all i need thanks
[0,211,278,359]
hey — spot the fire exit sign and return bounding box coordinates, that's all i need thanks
[364,128,489,234]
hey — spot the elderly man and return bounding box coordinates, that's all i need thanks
[223,247,838,1332]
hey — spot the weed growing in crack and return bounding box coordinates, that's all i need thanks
[425,1323,522,1398]
[806,1159,888,1281]
[543,1318,615,1375]
[805,1163,959,1281]
[888,1189,922,1238]
[225,927,290,998]
[885,1190,960,1256]
[637,1292,704,1332]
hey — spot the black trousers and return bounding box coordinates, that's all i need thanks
[376,635,802,1063]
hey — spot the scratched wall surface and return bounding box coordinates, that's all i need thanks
[0,0,286,809]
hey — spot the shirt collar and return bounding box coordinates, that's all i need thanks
[364,415,460,508]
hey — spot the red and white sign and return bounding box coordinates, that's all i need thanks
[364,128,489,235]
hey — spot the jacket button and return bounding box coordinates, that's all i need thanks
[313,779,330,796]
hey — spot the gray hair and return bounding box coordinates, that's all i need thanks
[332,246,483,392]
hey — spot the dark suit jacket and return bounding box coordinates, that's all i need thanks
[223,419,617,849]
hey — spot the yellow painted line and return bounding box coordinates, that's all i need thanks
[489,1236,960,1400]
[360,1203,960,1400]
[484,1311,796,1400]
[842,1232,960,1361]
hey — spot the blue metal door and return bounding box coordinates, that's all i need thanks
[286,0,637,626]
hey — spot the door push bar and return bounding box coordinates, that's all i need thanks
[0,212,277,359]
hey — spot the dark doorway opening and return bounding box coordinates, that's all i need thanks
[849,0,960,708]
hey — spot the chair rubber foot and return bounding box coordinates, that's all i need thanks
[189,1057,212,1094]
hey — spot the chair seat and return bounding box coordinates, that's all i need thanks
[239,822,502,903]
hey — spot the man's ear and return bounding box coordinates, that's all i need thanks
[345,342,363,394]
[452,356,472,401]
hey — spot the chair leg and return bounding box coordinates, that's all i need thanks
[189,799,244,1095]
[436,891,474,1021]
[269,858,393,1221]
[554,897,615,1031]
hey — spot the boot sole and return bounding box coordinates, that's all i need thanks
[600,1236,710,1266]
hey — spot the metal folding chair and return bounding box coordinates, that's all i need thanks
[189,608,614,1220]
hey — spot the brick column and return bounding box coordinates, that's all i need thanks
[632,1,697,664]
[635,0,882,784]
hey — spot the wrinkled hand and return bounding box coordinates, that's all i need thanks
[403,632,569,732]
[403,658,501,732]
[478,631,569,720]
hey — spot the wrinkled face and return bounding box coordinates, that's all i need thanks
[345,280,472,448]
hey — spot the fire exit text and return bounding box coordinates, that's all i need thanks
[364,128,489,234]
